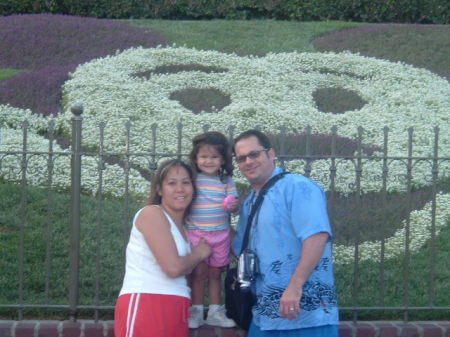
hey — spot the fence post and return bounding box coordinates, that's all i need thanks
[69,103,83,322]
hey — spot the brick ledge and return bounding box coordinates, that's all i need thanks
[0,320,449,337]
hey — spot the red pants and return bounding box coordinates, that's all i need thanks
[115,293,190,337]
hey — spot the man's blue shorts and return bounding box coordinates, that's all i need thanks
[248,321,339,337]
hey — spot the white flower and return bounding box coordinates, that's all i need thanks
[1,47,449,264]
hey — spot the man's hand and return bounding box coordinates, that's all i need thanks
[279,232,329,320]
[279,284,302,319]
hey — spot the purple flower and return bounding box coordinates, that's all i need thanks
[0,14,167,115]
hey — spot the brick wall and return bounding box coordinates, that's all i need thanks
[1,321,450,337]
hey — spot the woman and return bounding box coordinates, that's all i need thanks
[115,159,212,337]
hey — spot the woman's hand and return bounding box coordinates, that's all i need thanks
[192,238,212,260]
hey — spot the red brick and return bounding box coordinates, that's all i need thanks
[37,322,59,337]
[105,322,115,337]
[15,322,36,337]
[3,320,450,337]
[197,325,219,337]
[355,322,376,337]
[415,322,443,337]
[83,322,104,337]
[370,322,398,337]
[188,328,199,337]
[0,321,13,337]
[61,321,81,337]
[439,322,450,337]
[379,326,398,337]
[339,322,355,337]
[398,324,420,337]
[219,327,246,337]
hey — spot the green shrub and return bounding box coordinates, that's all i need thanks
[0,0,448,23]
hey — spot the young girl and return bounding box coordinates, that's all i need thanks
[186,131,239,329]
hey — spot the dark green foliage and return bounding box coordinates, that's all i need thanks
[313,87,367,114]
[330,181,450,245]
[268,133,381,158]
[134,64,228,80]
[0,0,448,23]
[169,88,231,114]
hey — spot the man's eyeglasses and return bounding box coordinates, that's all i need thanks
[235,149,270,164]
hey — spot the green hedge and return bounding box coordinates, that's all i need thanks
[1,0,449,23]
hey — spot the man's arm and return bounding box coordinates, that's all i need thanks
[279,232,329,319]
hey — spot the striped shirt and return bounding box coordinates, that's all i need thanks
[186,173,238,231]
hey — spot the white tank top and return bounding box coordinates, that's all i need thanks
[119,206,192,298]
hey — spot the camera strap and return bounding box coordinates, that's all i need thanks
[241,171,290,252]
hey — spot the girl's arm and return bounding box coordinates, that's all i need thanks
[136,206,211,278]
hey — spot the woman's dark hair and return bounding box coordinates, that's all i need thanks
[148,159,195,210]
[232,129,272,154]
[189,131,233,182]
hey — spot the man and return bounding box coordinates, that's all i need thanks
[232,129,339,337]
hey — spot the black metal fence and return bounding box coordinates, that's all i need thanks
[1,104,449,322]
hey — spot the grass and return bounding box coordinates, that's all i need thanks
[0,69,24,81]
[313,24,450,80]
[126,19,363,54]
[0,16,449,320]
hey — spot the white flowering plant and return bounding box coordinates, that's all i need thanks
[1,46,449,266]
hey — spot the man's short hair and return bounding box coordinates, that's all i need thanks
[232,129,272,154]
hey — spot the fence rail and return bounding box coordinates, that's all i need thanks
[0,104,449,322]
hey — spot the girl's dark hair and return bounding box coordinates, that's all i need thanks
[148,159,195,210]
[189,131,233,182]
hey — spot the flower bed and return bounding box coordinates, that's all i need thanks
[1,46,449,264]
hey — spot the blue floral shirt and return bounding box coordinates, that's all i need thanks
[233,167,339,330]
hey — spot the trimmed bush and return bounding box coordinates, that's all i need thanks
[0,0,448,23]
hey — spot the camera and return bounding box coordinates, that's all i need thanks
[237,249,259,291]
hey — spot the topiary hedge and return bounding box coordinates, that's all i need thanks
[0,0,448,23]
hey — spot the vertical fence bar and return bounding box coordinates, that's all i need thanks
[150,124,158,171]
[69,103,83,322]
[328,126,337,257]
[304,126,311,178]
[329,126,337,199]
[351,126,364,322]
[94,122,106,322]
[379,126,389,306]
[177,122,183,159]
[45,121,55,304]
[278,126,287,169]
[18,120,29,320]
[227,125,235,144]
[403,127,414,322]
[428,126,439,306]
[122,121,132,263]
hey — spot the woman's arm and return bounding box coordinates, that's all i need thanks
[136,206,211,278]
